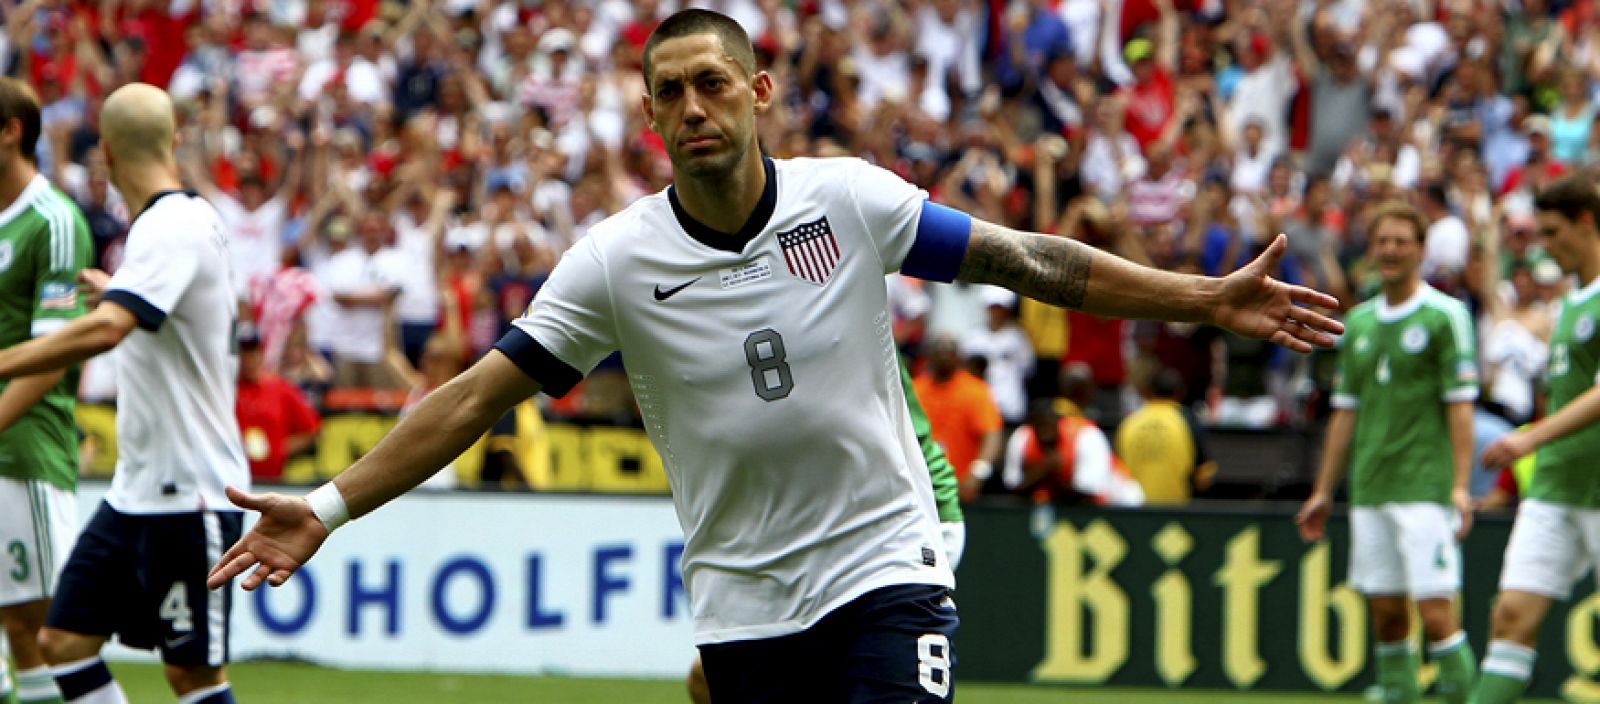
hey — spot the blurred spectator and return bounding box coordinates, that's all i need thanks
[1548,68,1594,165]
[961,287,1033,425]
[914,335,1003,502]
[1114,0,1179,152]
[1002,398,1144,506]
[1420,183,1471,282]
[324,210,405,389]
[236,328,322,482]
[1116,369,1215,505]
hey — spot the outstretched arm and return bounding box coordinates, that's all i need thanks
[956,220,1343,352]
[0,302,138,380]
[209,350,542,590]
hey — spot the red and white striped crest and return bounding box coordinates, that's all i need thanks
[777,216,840,286]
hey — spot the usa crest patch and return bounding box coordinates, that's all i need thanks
[777,216,840,286]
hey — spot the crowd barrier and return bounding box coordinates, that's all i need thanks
[71,483,1598,696]
[72,403,1325,495]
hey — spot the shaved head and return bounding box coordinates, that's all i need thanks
[100,83,176,166]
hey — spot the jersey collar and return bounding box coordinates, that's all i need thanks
[131,189,199,227]
[0,173,50,230]
[667,156,777,254]
[1570,273,1600,306]
[1374,283,1432,323]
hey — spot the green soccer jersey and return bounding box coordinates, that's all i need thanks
[1332,285,1477,506]
[0,176,91,491]
[901,355,963,523]
[1529,279,1600,507]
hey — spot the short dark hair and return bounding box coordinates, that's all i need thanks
[1152,368,1185,400]
[642,9,757,93]
[1535,175,1600,229]
[0,78,41,163]
[1367,201,1429,244]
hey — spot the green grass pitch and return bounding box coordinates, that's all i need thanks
[104,661,1567,703]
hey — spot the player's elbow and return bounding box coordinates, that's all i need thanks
[85,310,136,353]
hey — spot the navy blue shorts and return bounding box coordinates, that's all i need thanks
[47,501,242,667]
[699,584,959,703]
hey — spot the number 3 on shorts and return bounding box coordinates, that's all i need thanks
[917,633,952,698]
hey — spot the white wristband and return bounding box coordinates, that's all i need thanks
[306,483,350,533]
[969,459,994,482]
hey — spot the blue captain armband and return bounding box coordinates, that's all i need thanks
[900,201,972,283]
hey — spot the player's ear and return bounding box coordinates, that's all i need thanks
[752,71,774,115]
[641,92,657,132]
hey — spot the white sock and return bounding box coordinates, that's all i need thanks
[178,683,231,704]
[0,656,12,698]
[16,666,63,702]
[1428,630,1468,657]
[1482,639,1537,681]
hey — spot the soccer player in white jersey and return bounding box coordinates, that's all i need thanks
[209,10,1340,702]
[0,83,247,704]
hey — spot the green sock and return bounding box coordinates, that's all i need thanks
[1376,640,1422,704]
[13,666,62,704]
[1429,632,1476,704]
[0,658,13,704]
[1473,640,1536,704]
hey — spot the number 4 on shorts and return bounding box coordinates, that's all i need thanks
[160,582,194,632]
[917,633,951,698]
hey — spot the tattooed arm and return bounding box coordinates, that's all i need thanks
[956,219,1344,352]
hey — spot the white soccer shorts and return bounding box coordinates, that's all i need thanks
[1348,502,1462,600]
[941,521,965,571]
[1497,499,1600,600]
[0,477,77,607]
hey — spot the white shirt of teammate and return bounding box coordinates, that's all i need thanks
[499,157,956,644]
[101,191,249,514]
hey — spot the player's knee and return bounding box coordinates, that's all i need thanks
[36,627,99,665]
[1416,600,1459,641]
[687,658,712,704]
[1489,596,1543,644]
[163,664,225,696]
[1368,599,1410,642]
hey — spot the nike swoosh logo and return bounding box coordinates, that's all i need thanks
[653,277,701,301]
[165,633,195,649]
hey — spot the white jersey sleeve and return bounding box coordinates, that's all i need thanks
[845,159,927,274]
[497,234,618,395]
[104,213,200,328]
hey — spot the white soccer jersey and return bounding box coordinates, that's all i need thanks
[102,191,249,515]
[498,157,959,644]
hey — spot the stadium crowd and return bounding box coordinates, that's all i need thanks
[8,0,1584,502]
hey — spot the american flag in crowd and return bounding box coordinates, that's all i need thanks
[778,216,841,286]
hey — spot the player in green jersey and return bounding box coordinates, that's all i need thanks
[0,77,90,704]
[684,353,964,704]
[1296,201,1478,704]
[1474,177,1600,703]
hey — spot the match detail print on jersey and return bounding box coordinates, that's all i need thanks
[778,216,840,286]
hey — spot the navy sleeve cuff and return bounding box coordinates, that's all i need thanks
[901,201,972,283]
[492,327,584,398]
[102,289,167,332]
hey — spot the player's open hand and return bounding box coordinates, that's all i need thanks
[1294,492,1331,543]
[1452,488,1474,542]
[207,486,329,591]
[1211,234,1344,353]
[1481,429,1533,470]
